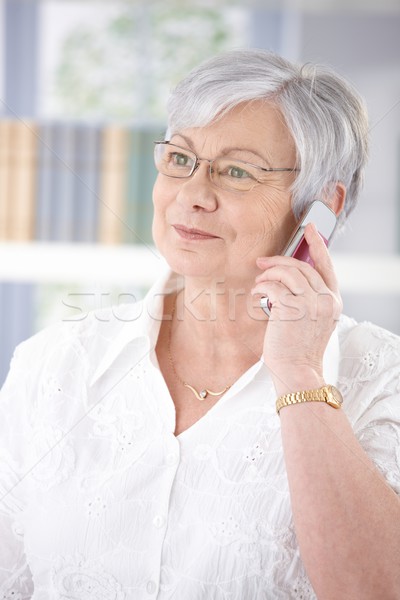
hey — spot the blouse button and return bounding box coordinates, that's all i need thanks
[146,580,157,594]
[152,514,166,529]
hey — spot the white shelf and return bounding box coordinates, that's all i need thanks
[0,242,399,293]
[0,242,168,286]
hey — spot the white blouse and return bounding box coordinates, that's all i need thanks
[1,268,399,600]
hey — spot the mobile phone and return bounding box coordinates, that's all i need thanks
[260,200,337,315]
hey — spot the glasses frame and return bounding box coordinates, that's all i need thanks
[153,140,299,193]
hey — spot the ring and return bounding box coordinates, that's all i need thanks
[260,296,272,316]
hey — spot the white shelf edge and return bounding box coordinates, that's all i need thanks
[0,242,168,287]
[0,242,399,293]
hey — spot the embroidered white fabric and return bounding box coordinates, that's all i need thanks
[0,269,399,599]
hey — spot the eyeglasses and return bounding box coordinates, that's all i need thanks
[153,141,299,193]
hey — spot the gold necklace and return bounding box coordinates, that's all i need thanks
[167,294,231,401]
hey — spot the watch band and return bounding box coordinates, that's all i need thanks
[276,384,343,415]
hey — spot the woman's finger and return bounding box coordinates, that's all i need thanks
[304,222,340,293]
[251,281,309,321]
[256,223,339,294]
[253,269,342,321]
[255,264,324,295]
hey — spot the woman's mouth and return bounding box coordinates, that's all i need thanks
[172,224,220,241]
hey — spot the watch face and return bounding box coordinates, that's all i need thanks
[327,386,343,408]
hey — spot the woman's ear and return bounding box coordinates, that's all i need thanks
[323,182,346,217]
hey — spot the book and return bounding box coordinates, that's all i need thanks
[137,125,160,245]
[124,127,141,244]
[36,121,54,240]
[0,120,12,240]
[98,125,129,245]
[37,121,76,242]
[125,124,161,245]
[8,119,38,241]
[72,124,101,242]
[50,122,76,242]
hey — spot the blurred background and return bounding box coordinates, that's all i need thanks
[0,0,399,385]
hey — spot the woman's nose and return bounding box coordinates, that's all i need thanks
[176,161,218,211]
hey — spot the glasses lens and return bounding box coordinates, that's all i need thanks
[212,157,260,192]
[154,143,196,178]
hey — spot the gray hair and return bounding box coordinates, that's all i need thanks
[166,48,369,230]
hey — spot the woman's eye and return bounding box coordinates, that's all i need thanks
[171,152,190,166]
[227,165,252,179]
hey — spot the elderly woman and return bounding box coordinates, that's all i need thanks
[1,49,399,599]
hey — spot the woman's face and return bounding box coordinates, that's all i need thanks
[152,100,298,286]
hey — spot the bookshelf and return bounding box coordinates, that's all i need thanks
[0,119,163,246]
[1,242,399,293]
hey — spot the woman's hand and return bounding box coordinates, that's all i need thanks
[251,222,343,396]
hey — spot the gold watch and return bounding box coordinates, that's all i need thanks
[276,385,343,415]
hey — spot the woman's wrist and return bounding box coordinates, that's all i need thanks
[271,368,326,397]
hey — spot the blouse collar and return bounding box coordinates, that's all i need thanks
[89,266,182,386]
[89,266,339,388]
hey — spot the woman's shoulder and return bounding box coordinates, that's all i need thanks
[337,314,400,422]
[9,300,146,377]
[338,313,400,366]
[337,316,400,495]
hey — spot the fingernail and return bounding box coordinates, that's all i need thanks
[305,222,318,238]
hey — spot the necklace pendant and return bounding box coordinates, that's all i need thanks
[184,383,230,401]
[184,383,209,401]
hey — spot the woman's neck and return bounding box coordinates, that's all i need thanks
[171,277,268,361]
